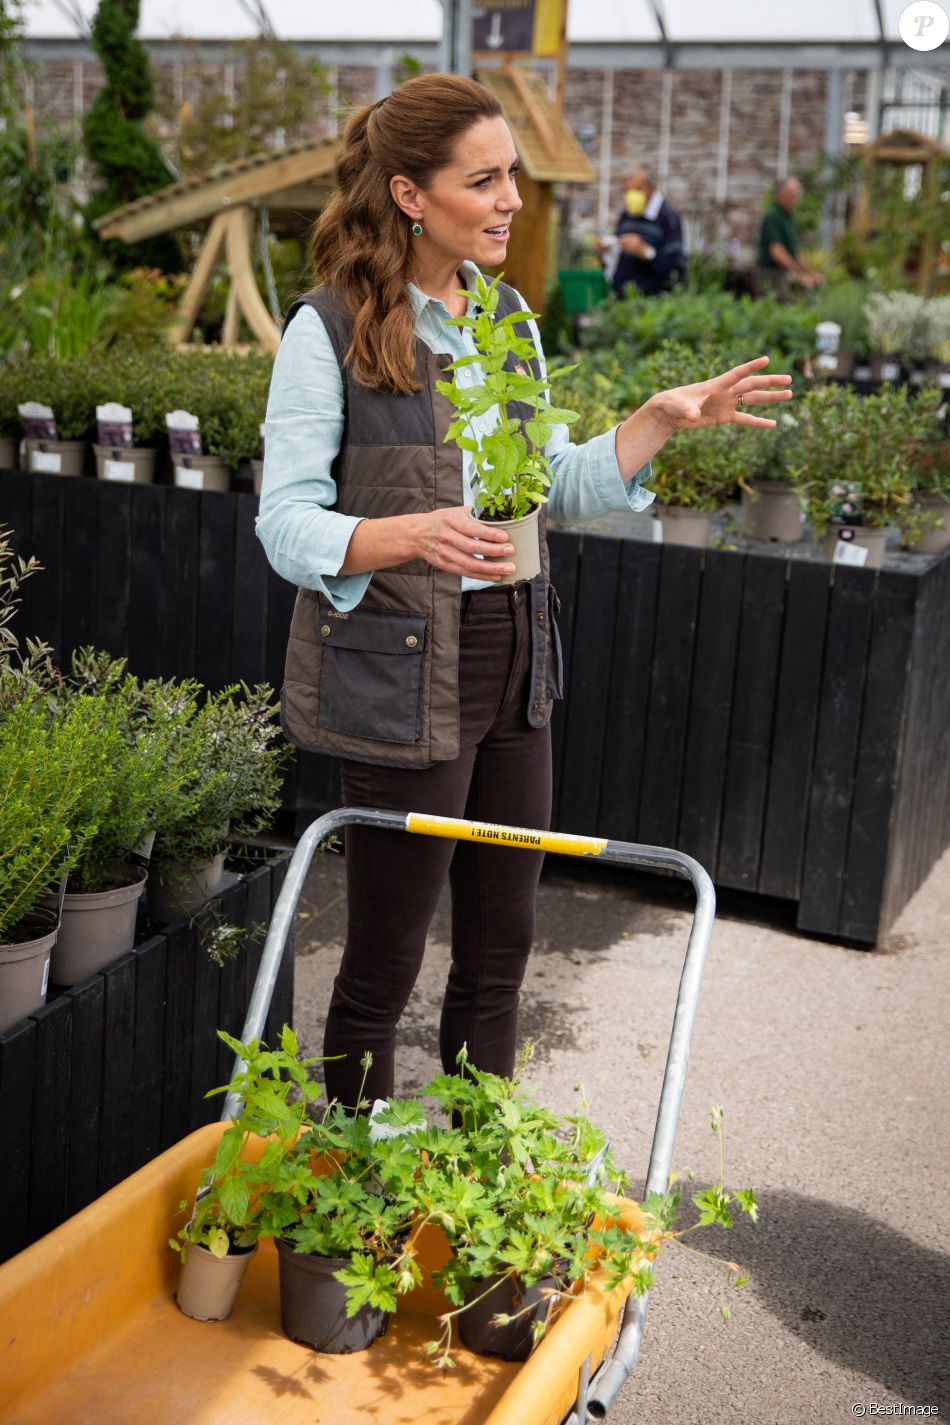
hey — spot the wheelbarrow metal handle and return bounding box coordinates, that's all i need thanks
[222,807,716,1425]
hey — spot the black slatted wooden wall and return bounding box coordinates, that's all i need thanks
[4,469,950,946]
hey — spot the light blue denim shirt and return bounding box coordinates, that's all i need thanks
[256,261,654,610]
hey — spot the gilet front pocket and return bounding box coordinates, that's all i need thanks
[317,605,427,744]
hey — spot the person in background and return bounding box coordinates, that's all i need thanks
[612,167,686,297]
[756,176,824,296]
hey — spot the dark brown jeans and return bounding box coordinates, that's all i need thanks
[323,584,552,1108]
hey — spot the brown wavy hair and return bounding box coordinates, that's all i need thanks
[307,74,503,395]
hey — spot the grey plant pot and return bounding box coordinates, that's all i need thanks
[173,454,232,493]
[44,868,147,987]
[741,481,804,544]
[914,493,950,556]
[147,852,227,924]
[94,445,157,485]
[0,908,58,1035]
[275,1240,388,1353]
[176,1242,257,1322]
[458,1271,560,1362]
[824,526,889,569]
[472,505,541,585]
[655,506,714,549]
[25,438,87,477]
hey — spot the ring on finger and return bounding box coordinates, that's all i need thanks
[737,394,746,409]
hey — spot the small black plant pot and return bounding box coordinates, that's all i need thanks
[458,1272,560,1362]
[275,1240,388,1354]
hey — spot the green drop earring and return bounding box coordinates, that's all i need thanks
[411,222,423,237]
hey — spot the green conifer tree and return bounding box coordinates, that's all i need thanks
[83,0,179,266]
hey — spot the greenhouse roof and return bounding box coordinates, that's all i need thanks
[19,0,947,55]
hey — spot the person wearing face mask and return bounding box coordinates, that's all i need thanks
[612,167,686,298]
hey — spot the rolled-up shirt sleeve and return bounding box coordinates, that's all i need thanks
[514,299,655,524]
[255,304,371,611]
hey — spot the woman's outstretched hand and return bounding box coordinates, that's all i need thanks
[649,356,793,432]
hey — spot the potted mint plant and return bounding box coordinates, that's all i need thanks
[437,272,580,583]
[172,1027,324,1322]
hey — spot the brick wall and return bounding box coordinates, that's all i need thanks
[24,52,828,260]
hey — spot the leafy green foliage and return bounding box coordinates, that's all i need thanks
[778,382,943,534]
[437,272,580,522]
[83,0,174,251]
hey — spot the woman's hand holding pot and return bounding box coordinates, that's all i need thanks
[413,505,516,580]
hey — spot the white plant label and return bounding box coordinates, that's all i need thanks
[854,366,872,381]
[41,958,50,997]
[881,361,901,382]
[31,450,62,473]
[103,459,135,483]
[651,518,664,543]
[175,465,204,491]
[833,539,869,567]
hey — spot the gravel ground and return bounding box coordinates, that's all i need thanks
[291,835,950,1425]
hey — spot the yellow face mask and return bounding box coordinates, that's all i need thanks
[624,188,647,216]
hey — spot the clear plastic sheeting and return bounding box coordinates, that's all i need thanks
[14,0,939,46]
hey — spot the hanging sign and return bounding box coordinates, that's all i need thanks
[472,0,566,58]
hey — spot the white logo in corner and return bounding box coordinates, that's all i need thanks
[899,1,949,50]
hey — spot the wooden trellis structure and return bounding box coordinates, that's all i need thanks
[95,74,593,347]
[95,140,341,353]
[853,129,948,292]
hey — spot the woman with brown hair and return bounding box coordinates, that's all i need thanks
[257,74,791,1109]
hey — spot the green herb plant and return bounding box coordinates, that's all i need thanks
[171,1026,325,1260]
[437,272,580,521]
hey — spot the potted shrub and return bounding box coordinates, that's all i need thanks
[742,410,805,543]
[0,696,108,1031]
[88,347,173,485]
[16,352,95,476]
[437,271,580,583]
[42,653,207,985]
[864,292,929,384]
[902,391,950,556]
[148,681,290,923]
[171,1027,324,1322]
[787,383,929,567]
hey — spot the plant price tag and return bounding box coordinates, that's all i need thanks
[41,958,50,998]
[103,459,135,483]
[651,518,663,543]
[832,539,868,567]
[175,465,204,491]
[31,449,62,473]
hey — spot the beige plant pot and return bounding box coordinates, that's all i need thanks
[251,458,264,496]
[94,445,157,485]
[173,454,232,494]
[914,494,950,556]
[741,481,804,543]
[471,505,541,586]
[25,438,87,477]
[0,908,57,1035]
[0,434,19,470]
[824,526,889,569]
[147,852,227,924]
[43,867,147,986]
[655,506,714,549]
[176,1242,257,1322]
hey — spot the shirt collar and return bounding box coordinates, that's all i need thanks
[644,190,664,222]
[406,259,483,318]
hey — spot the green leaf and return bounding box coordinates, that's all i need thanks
[734,1189,759,1224]
[213,1125,245,1181]
[218,1174,250,1226]
[525,420,552,449]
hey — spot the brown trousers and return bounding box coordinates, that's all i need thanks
[323,584,552,1107]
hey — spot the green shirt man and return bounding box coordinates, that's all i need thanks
[755,176,822,292]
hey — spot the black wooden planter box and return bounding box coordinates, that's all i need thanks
[3,471,950,946]
[0,849,293,1265]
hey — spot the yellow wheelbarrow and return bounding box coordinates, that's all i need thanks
[0,808,715,1425]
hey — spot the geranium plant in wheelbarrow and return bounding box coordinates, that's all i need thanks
[437,271,580,584]
[410,1047,759,1369]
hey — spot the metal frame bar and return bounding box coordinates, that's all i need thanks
[223,807,716,1423]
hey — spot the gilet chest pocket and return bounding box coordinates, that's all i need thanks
[317,605,427,744]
